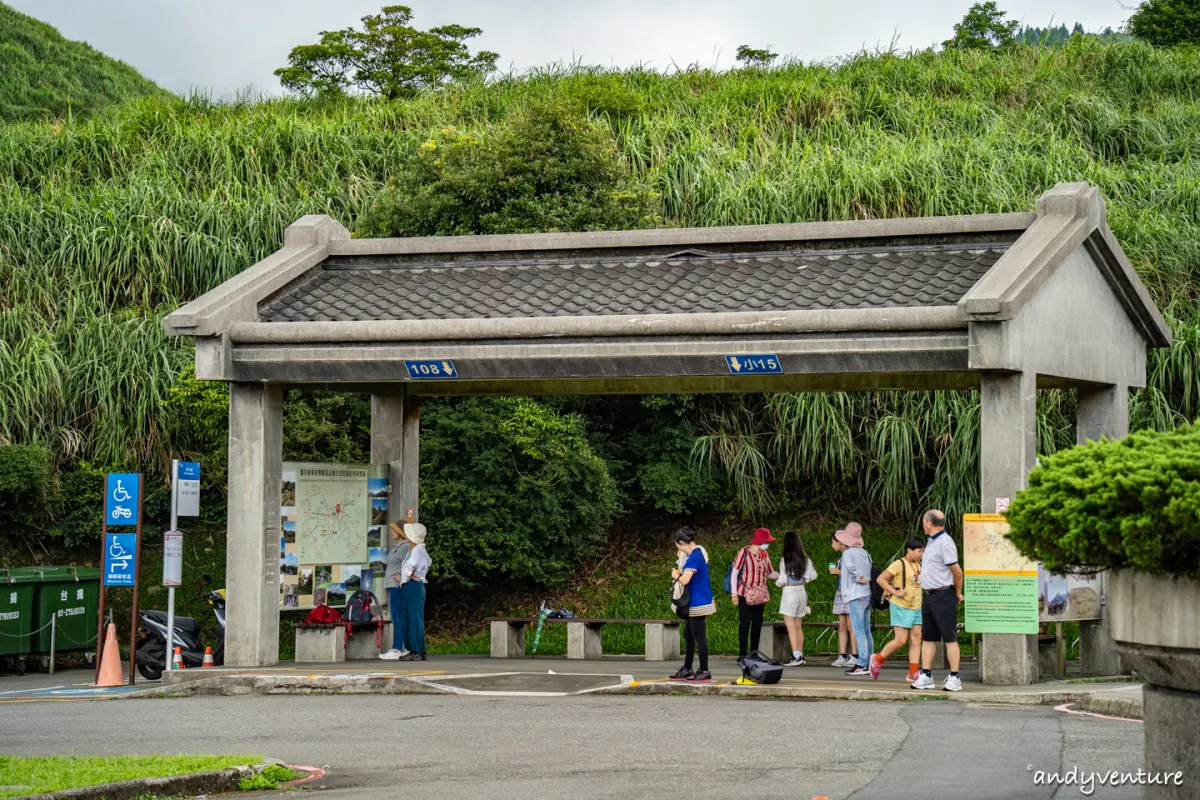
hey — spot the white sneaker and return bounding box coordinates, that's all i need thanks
[943,674,963,692]
[910,672,935,690]
[379,649,403,660]
[831,655,850,667]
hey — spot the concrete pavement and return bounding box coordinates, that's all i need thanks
[0,691,1146,799]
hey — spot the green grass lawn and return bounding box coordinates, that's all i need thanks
[0,755,261,798]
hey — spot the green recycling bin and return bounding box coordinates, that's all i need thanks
[0,571,36,672]
[25,566,101,656]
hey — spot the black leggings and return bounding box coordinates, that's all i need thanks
[738,601,765,656]
[683,615,709,672]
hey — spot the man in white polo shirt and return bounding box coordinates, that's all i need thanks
[911,509,965,692]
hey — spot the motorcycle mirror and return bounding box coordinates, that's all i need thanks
[202,572,212,582]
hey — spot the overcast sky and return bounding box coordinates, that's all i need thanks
[12,0,1134,97]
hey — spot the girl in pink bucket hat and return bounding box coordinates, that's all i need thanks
[831,522,873,675]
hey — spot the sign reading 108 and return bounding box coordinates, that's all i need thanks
[404,359,459,379]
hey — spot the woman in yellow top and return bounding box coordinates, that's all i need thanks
[870,536,925,682]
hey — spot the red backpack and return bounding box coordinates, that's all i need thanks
[305,603,343,624]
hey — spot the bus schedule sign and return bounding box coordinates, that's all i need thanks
[963,513,1039,634]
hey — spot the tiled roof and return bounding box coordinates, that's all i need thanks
[257,244,1008,323]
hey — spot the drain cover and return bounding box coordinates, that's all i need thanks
[419,671,630,695]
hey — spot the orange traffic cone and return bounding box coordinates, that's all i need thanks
[94,623,125,687]
[201,647,214,668]
[172,646,185,670]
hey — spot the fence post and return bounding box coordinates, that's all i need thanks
[49,614,56,675]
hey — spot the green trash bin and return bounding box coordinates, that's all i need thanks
[26,566,101,658]
[0,570,36,674]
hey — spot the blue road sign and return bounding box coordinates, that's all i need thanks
[725,354,783,375]
[103,534,138,586]
[105,473,140,525]
[177,462,200,481]
[404,359,458,379]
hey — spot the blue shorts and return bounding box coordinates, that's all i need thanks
[889,604,922,629]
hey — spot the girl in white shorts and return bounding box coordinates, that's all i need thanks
[775,531,818,666]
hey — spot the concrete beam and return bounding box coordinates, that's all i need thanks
[225,383,283,667]
[227,306,965,345]
[371,388,407,527]
[327,212,1035,259]
[1076,384,1130,677]
[979,371,1038,685]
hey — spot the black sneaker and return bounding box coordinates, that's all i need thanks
[845,665,870,676]
[669,666,694,681]
[687,670,713,683]
[399,652,427,662]
[784,656,806,667]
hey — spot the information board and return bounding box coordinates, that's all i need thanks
[963,513,1038,634]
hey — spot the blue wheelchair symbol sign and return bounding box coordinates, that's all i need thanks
[103,534,138,586]
[105,473,140,526]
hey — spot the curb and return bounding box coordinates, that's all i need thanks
[132,674,453,698]
[1078,693,1144,720]
[602,681,1096,706]
[18,765,254,800]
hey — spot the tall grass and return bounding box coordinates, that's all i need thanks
[0,37,1198,512]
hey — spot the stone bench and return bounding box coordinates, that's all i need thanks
[486,617,682,661]
[294,620,391,663]
[759,620,895,663]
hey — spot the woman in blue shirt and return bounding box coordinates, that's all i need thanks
[669,527,715,683]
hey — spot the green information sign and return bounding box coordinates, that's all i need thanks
[963,513,1039,634]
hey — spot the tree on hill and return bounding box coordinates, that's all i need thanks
[1127,0,1200,48]
[0,1,161,121]
[735,45,778,68]
[274,5,499,100]
[944,2,1020,50]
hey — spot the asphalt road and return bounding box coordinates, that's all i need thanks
[2,694,1145,799]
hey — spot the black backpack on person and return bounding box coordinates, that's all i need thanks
[869,557,889,611]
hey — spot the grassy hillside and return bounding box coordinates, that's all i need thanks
[1,37,1199,559]
[0,2,161,121]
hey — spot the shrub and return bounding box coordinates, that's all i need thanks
[355,99,661,237]
[1007,425,1200,579]
[0,444,53,549]
[421,397,618,588]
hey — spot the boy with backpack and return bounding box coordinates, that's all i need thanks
[870,536,925,682]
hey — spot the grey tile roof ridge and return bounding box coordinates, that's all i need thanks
[319,241,1014,272]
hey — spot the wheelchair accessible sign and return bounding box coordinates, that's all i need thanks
[104,534,138,587]
[105,473,140,526]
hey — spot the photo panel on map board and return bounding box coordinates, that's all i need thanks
[283,519,296,544]
[343,564,361,591]
[369,548,387,572]
[281,552,298,576]
[314,565,333,589]
[298,568,314,594]
[1043,573,1069,619]
[327,582,347,606]
[367,526,382,548]
[312,588,327,606]
[360,568,375,596]
[1066,573,1102,620]
[370,498,388,526]
[368,477,388,499]
[281,470,297,507]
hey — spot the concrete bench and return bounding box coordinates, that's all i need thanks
[486,617,682,661]
[294,620,391,662]
[759,620,894,663]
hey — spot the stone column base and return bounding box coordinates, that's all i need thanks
[567,622,603,660]
[644,623,680,661]
[1142,683,1198,799]
[295,627,345,663]
[490,621,525,658]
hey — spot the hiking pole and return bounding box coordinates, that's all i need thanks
[529,600,550,658]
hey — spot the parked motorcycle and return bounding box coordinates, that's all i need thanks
[134,573,225,680]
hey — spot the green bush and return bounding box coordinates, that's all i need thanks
[421,397,618,588]
[1007,425,1200,579]
[0,444,52,547]
[355,99,661,237]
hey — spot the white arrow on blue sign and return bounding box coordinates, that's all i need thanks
[105,473,140,526]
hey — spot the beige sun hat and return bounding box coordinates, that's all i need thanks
[402,523,427,544]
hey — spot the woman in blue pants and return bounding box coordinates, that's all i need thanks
[394,523,431,662]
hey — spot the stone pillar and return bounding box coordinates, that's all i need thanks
[226,383,283,667]
[1076,384,1129,677]
[644,623,681,662]
[490,621,526,658]
[979,371,1038,685]
[567,623,604,660]
[371,387,420,526]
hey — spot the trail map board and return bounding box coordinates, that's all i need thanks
[296,466,369,564]
[963,513,1039,634]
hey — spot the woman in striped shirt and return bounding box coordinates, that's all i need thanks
[730,528,779,658]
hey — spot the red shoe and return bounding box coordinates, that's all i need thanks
[869,654,883,680]
[905,668,920,684]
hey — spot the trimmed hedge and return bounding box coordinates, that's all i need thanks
[1008,425,1200,579]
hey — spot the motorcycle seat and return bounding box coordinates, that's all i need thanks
[142,610,201,636]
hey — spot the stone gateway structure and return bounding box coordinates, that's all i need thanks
[165,182,1170,683]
